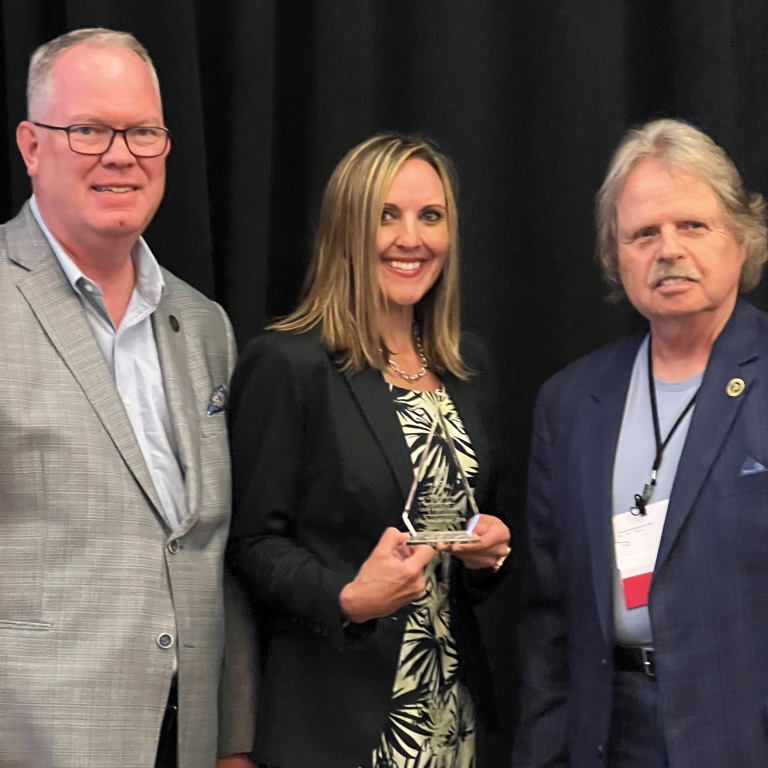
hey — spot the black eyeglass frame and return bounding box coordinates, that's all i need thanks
[31,122,171,158]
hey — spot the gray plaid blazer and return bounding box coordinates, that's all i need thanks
[0,203,256,768]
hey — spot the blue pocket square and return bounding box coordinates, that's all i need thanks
[207,384,229,416]
[739,456,768,476]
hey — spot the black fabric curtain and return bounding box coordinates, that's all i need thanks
[3,1,768,764]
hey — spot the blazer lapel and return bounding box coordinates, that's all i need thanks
[579,333,644,643]
[656,300,758,573]
[9,214,165,518]
[153,292,202,534]
[343,366,413,501]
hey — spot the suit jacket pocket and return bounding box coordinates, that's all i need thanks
[722,470,768,497]
[0,449,47,626]
[201,409,228,439]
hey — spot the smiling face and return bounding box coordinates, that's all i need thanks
[16,43,169,255]
[616,158,746,326]
[376,158,448,311]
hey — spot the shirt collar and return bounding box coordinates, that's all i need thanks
[29,194,165,310]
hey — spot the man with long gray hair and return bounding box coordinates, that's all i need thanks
[0,28,255,768]
[514,119,768,768]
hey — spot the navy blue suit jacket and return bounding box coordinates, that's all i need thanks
[514,299,768,768]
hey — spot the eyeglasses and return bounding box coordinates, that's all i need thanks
[32,122,170,158]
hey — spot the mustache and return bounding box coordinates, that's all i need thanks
[647,263,702,287]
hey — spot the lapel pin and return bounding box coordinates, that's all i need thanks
[726,378,745,397]
[169,315,180,333]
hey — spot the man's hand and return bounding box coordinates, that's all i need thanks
[339,527,435,624]
[436,514,510,570]
[216,755,257,768]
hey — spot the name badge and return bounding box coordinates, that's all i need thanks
[612,499,668,609]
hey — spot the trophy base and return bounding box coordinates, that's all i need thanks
[408,530,481,545]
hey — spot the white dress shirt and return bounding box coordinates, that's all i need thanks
[30,195,189,531]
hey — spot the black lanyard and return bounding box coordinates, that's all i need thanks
[633,337,699,515]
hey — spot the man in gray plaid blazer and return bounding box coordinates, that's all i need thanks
[0,28,256,768]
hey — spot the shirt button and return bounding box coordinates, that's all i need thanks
[601,658,608,666]
[597,744,604,756]
[84,284,94,293]
[157,633,175,649]
[123,396,131,406]
[167,540,179,554]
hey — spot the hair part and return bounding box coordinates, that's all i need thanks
[27,28,162,121]
[596,118,768,299]
[271,132,468,379]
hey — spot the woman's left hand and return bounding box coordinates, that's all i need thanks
[436,514,511,571]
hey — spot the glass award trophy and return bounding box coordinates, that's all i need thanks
[402,405,481,544]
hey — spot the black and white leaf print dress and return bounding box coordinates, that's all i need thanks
[365,386,477,768]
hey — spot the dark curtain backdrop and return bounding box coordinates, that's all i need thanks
[2,1,768,764]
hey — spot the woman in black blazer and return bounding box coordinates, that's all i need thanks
[227,134,510,768]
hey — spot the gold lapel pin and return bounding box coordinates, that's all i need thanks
[726,378,745,397]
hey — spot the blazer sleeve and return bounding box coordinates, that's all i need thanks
[512,383,569,768]
[226,333,360,652]
[217,570,259,757]
[215,300,238,381]
[211,302,260,757]
[457,332,512,603]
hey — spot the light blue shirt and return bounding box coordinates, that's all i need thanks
[30,196,189,532]
[612,334,702,647]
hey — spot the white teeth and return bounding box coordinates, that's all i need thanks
[94,186,134,193]
[387,261,421,271]
[657,277,688,286]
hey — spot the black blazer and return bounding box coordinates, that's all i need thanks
[227,326,506,768]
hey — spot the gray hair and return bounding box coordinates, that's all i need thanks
[596,118,768,297]
[27,28,162,121]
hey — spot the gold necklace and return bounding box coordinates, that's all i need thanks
[387,329,429,382]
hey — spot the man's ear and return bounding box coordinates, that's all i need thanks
[16,121,40,177]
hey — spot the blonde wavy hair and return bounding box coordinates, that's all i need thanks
[596,118,768,299]
[272,133,467,378]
